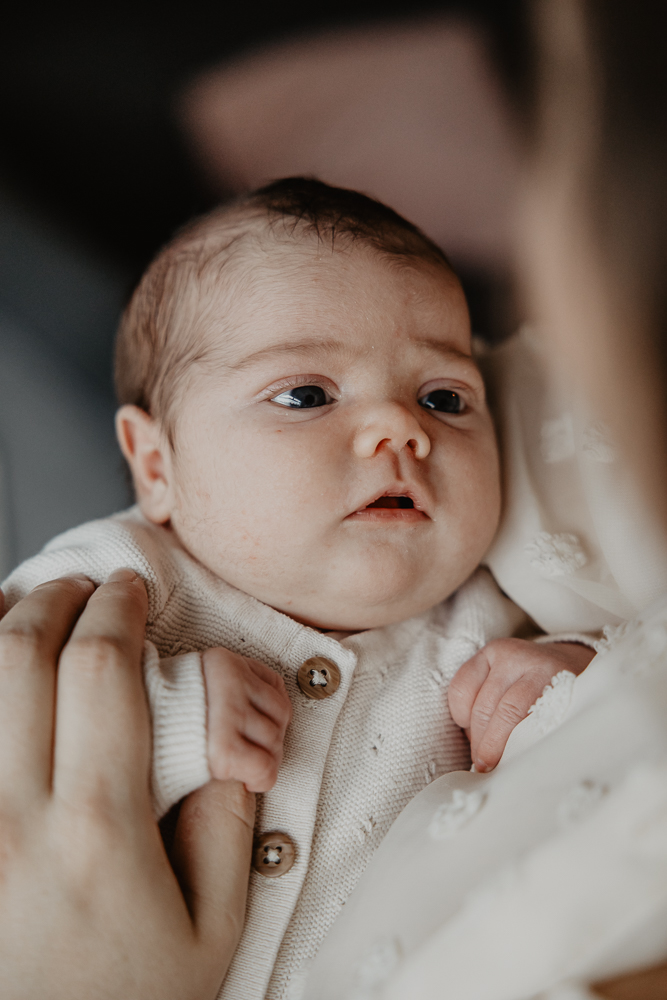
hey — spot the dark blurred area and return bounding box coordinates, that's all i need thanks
[0,0,524,570]
[0,0,524,308]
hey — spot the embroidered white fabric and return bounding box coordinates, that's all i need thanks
[349,939,402,1000]
[557,780,608,832]
[526,670,577,736]
[525,533,588,580]
[428,789,487,840]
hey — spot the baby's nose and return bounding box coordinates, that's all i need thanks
[353,403,431,460]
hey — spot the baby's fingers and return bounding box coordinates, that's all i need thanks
[447,649,491,729]
[210,733,281,793]
[242,705,285,762]
[473,675,544,772]
[246,659,292,730]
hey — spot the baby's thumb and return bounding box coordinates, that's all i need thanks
[171,780,255,962]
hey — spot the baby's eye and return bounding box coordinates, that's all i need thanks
[418,389,466,414]
[270,385,333,409]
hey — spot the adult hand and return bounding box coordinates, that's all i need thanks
[0,570,254,1000]
[448,638,595,773]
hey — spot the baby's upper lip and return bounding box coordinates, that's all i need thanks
[349,483,431,517]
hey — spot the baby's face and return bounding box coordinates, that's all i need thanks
[165,243,500,630]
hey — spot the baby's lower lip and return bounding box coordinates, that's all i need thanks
[346,508,429,522]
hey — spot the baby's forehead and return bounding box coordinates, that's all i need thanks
[197,224,460,321]
[188,235,471,382]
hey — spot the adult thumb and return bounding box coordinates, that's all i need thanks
[171,779,255,969]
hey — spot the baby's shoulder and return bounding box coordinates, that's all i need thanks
[2,507,179,625]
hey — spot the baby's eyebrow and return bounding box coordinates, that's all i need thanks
[219,335,482,378]
[222,338,352,374]
[411,338,483,376]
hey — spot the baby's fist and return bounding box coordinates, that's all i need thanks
[448,638,595,773]
[203,648,292,793]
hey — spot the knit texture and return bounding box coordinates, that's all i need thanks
[2,508,525,1000]
[143,643,210,818]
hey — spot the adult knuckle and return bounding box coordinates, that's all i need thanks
[0,627,44,669]
[0,811,27,884]
[64,635,126,676]
[447,678,468,703]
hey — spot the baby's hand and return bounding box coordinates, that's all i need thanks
[202,648,292,793]
[448,639,595,773]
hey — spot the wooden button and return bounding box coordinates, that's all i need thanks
[253,831,296,878]
[297,656,341,700]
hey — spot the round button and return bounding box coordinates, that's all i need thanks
[297,656,341,700]
[253,831,296,878]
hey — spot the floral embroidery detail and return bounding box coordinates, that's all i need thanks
[356,816,377,844]
[285,961,312,1000]
[616,618,667,676]
[350,938,402,999]
[526,532,587,579]
[582,421,616,463]
[593,621,632,655]
[428,788,486,840]
[428,666,448,690]
[557,780,608,830]
[527,670,576,735]
[541,415,575,463]
[424,760,437,784]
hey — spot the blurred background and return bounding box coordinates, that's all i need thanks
[0,0,525,574]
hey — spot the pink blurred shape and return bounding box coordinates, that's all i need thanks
[179,18,522,272]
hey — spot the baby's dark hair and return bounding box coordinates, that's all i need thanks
[114,177,453,438]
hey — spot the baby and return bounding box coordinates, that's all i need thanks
[2,178,593,999]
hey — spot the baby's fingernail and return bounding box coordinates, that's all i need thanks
[107,568,139,583]
[475,760,489,773]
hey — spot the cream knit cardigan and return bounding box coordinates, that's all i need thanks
[2,508,525,1000]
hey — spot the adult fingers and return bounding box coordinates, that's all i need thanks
[54,569,151,814]
[172,779,254,970]
[0,575,95,801]
[447,650,490,730]
[473,675,543,772]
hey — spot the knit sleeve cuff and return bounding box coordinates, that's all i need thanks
[533,632,602,653]
[142,642,211,819]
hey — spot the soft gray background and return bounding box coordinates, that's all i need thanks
[0,189,131,578]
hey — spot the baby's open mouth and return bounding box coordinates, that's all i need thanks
[347,492,428,521]
[365,495,414,509]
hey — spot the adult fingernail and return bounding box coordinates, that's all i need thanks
[107,568,139,583]
[67,574,96,590]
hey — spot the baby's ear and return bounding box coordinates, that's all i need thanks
[115,405,173,524]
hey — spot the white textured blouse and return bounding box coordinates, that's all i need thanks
[304,597,667,1000]
[2,508,525,1000]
